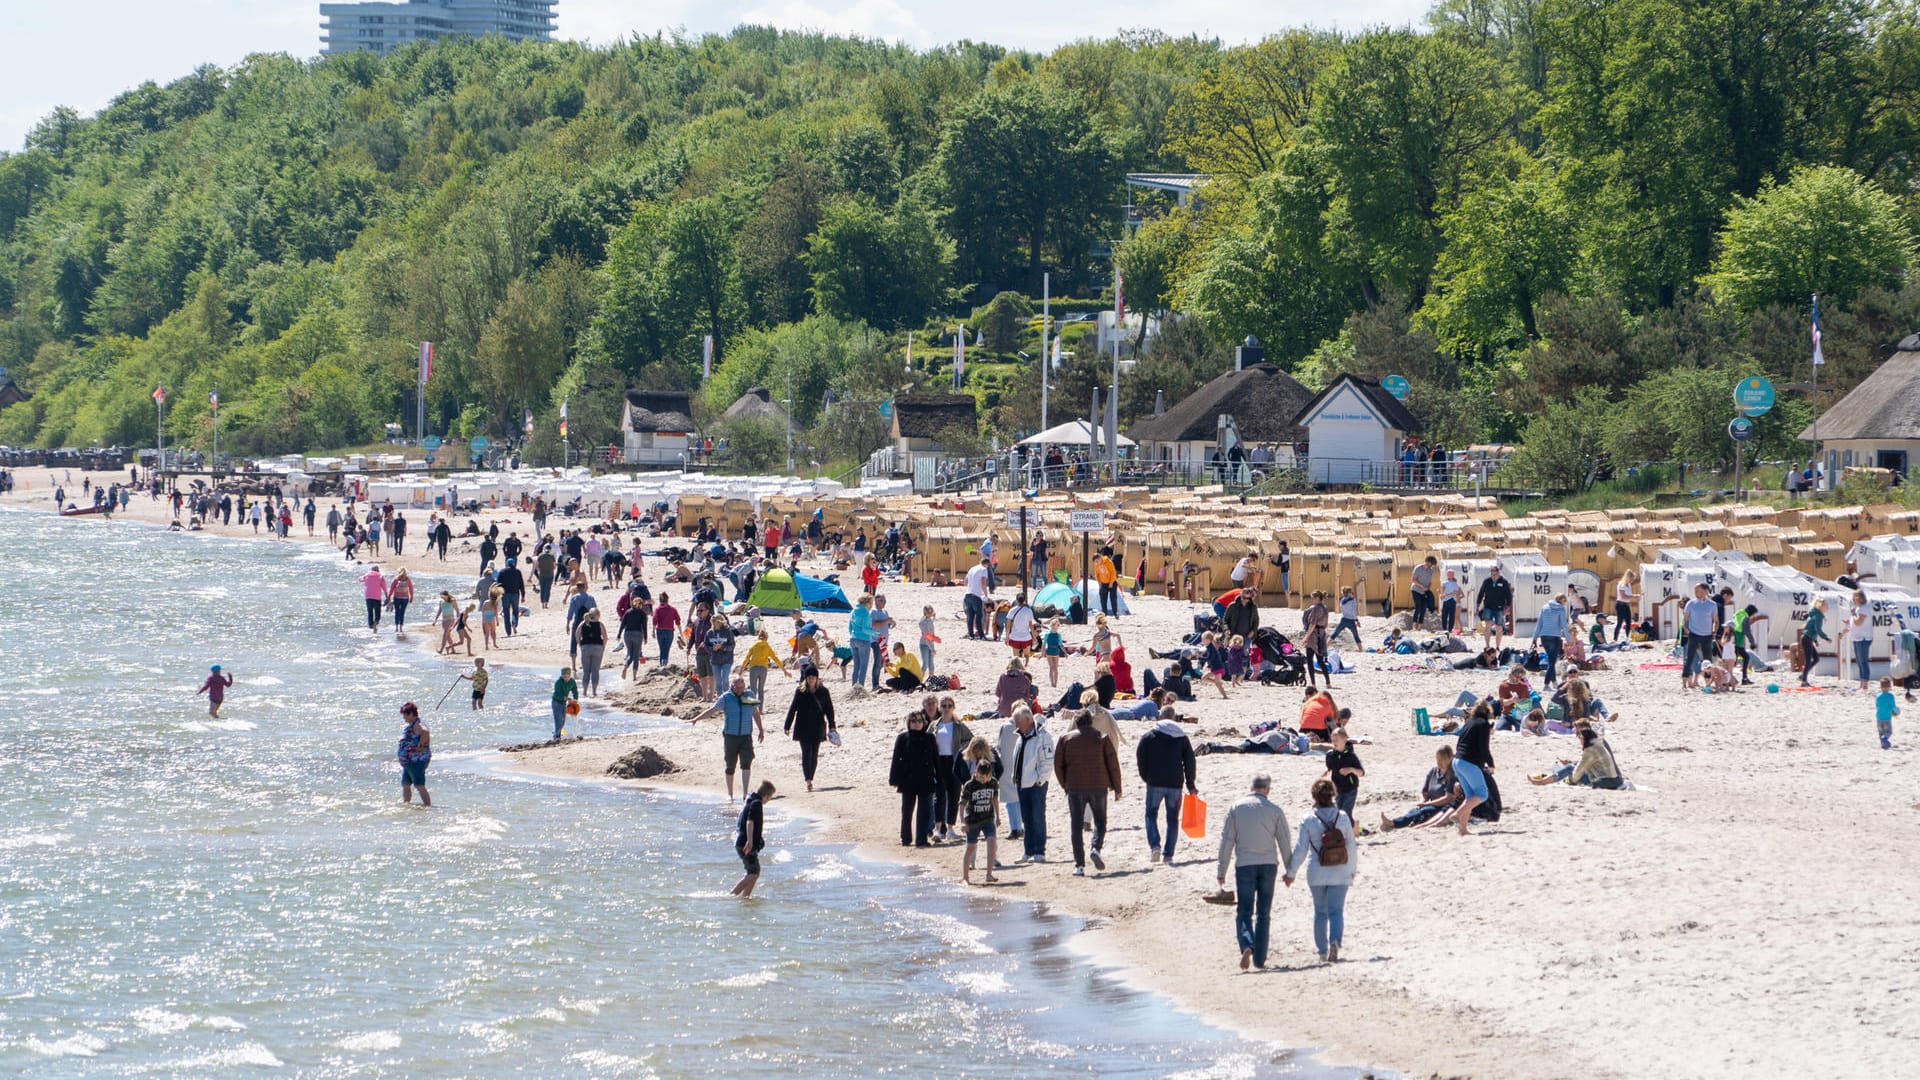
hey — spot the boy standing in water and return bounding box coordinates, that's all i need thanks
[461,657,489,710]
[732,780,775,898]
[197,665,233,718]
[398,702,432,807]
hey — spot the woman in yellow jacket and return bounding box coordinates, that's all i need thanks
[884,641,925,693]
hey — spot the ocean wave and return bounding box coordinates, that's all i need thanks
[793,854,850,882]
[430,814,508,850]
[568,1049,655,1075]
[711,967,782,988]
[165,1042,283,1069]
[946,970,1011,995]
[25,1033,107,1057]
[0,831,72,850]
[334,1031,402,1052]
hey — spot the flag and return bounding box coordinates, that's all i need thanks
[522,409,533,435]
[208,389,218,412]
[1050,334,1062,372]
[952,328,965,390]
[418,341,433,384]
[905,331,914,373]
[1811,294,1824,366]
[702,335,714,380]
[152,385,165,403]
[1115,267,1126,323]
[559,398,568,439]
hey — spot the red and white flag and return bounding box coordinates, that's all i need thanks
[152,385,166,403]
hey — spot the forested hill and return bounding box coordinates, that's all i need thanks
[2,5,1920,478]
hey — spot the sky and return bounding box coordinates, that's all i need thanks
[1,0,1432,153]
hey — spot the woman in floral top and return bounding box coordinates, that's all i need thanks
[397,702,432,807]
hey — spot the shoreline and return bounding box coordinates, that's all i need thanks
[11,466,1920,1079]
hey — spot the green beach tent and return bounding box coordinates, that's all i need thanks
[747,568,806,613]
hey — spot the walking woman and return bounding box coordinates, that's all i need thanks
[783,665,837,792]
[1800,597,1831,688]
[397,702,432,807]
[575,608,608,696]
[1613,571,1639,642]
[1283,779,1355,962]
[435,591,458,654]
[890,710,942,847]
[386,569,414,634]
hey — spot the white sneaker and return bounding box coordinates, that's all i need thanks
[1089,849,1105,871]
[1072,867,1085,876]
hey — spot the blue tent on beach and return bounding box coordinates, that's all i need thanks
[1033,582,1078,612]
[792,572,852,612]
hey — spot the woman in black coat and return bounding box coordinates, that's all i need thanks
[783,666,837,792]
[889,710,942,847]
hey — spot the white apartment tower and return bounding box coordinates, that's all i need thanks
[321,1,557,55]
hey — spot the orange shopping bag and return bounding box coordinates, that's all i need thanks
[1180,793,1207,839]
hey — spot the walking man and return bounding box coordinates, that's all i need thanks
[1053,710,1123,877]
[1136,715,1197,865]
[1216,773,1289,970]
[691,675,764,802]
[964,554,993,640]
[999,706,1053,863]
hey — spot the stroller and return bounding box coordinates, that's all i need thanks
[1251,627,1307,686]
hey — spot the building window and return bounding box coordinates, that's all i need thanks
[632,432,655,449]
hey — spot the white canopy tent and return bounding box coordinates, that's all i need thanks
[1018,419,1136,448]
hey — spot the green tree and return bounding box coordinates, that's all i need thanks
[936,81,1114,293]
[1308,29,1521,305]
[806,195,953,331]
[1506,387,1609,490]
[1113,212,1189,350]
[657,196,745,364]
[1701,165,1917,315]
[1423,154,1578,346]
[738,154,829,327]
[1165,31,1336,181]
[972,291,1033,353]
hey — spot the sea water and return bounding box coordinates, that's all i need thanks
[0,508,1362,1077]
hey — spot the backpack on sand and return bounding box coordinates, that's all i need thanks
[1314,811,1349,867]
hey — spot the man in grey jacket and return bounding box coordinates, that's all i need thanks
[1216,774,1290,970]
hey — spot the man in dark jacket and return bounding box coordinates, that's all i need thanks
[1053,711,1123,876]
[1136,718,1198,864]
[1224,590,1260,639]
[1475,565,1515,652]
[495,558,526,637]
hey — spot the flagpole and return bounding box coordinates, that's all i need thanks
[1810,292,1820,477]
[1040,272,1050,488]
[211,385,218,476]
[1110,265,1122,483]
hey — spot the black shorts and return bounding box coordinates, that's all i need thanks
[472,691,485,703]
[723,733,755,773]
[740,850,761,875]
[965,822,996,843]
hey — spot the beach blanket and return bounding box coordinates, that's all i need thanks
[1638,662,1683,671]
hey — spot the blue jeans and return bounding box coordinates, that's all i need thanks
[1540,636,1563,687]
[1853,639,1872,681]
[1234,864,1277,966]
[1017,784,1048,857]
[1144,785,1183,858]
[656,628,673,665]
[1391,804,1441,828]
[551,698,568,739]
[849,640,872,686]
[1311,883,1348,957]
[965,594,985,638]
[866,641,884,688]
[1003,793,1023,833]
[919,642,935,677]
[1332,616,1360,646]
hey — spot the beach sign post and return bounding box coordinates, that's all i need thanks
[1382,375,1411,401]
[1070,510,1106,593]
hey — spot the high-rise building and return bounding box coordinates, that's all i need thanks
[321,0,556,55]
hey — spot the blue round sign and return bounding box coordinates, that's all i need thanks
[1382,375,1411,400]
[878,399,894,420]
[1733,376,1775,416]
[469,435,490,453]
[423,435,442,452]
[1728,416,1756,442]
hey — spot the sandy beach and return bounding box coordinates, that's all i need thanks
[12,466,1920,1080]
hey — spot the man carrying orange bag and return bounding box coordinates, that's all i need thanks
[1136,717,1198,865]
